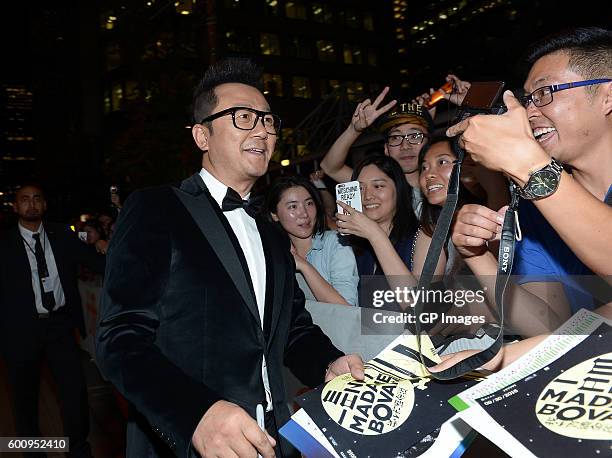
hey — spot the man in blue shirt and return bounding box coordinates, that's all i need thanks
[513,186,612,314]
[449,27,612,333]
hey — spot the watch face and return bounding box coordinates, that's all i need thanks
[529,170,559,197]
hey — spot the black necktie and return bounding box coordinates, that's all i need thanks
[32,233,55,312]
[221,187,264,218]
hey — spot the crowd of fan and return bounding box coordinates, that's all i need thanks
[8,27,611,342]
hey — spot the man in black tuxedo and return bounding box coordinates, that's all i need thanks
[95,58,364,458]
[0,183,106,457]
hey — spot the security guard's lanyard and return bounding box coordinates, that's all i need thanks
[411,139,522,380]
[21,231,50,278]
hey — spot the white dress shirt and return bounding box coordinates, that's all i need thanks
[19,223,66,313]
[199,168,272,409]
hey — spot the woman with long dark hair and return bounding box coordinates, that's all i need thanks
[418,139,508,277]
[266,176,359,305]
[336,155,446,286]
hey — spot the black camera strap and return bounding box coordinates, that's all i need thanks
[411,138,521,379]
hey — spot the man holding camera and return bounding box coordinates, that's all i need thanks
[449,27,612,318]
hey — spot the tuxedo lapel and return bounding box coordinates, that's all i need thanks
[173,174,261,327]
[256,219,285,348]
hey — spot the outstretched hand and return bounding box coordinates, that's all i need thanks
[451,204,505,259]
[429,348,503,374]
[414,88,437,118]
[351,87,397,133]
[325,354,365,382]
[444,74,471,106]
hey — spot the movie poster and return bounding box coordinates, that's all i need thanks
[294,334,480,457]
[474,323,611,456]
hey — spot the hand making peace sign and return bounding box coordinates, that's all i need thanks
[351,86,397,133]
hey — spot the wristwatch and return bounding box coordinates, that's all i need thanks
[518,158,564,200]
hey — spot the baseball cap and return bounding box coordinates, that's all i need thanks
[376,102,434,134]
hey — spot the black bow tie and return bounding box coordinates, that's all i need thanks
[221,187,264,218]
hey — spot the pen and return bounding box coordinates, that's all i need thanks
[256,403,265,458]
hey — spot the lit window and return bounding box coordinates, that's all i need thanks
[292,77,311,98]
[224,0,241,8]
[100,12,118,31]
[320,79,341,97]
[285,0,306,19]
[363,12,374,31]
[345,81,364,101]
[316,40,335,62]
[343,45,363,65]
[175,0,193,15]
[260,33,281,56]
[264,0,279,15]
[263,74,283,97]
[367,49,377,66]
[106,43,121,70]
[112,83,123,111]
[343,48,352,65]
[125,81,140,101]
[104,91,111,114]
[340,9,359,28]
[312,3,333,23]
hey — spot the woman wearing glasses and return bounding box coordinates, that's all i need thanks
[320,81,471,217]
[320,87,434,218]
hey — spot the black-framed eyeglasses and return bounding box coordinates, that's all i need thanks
[386,132,429,147]
[520,78,612,108]
[200,106,282,135]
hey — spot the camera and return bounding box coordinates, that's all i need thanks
[459,81,507,117]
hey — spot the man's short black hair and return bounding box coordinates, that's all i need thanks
[192,58,263,127]
[15,181,46,200]
[524,27,612,87]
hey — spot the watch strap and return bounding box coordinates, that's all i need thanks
[519,158,563,199]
